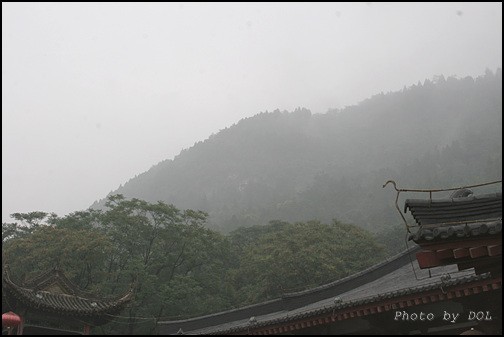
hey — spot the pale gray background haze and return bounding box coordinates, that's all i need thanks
[2,2,502,223]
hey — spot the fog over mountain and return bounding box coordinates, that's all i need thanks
[91,70,502,233]
[4,3,502,224]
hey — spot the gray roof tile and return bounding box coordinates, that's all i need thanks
[405,192,502,242]
[2,265,132,317]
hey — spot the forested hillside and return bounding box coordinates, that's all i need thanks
[91,70,502,233]
[3,70,502,334]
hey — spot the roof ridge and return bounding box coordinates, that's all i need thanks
[207,273,496,335]
[3,264,133,302]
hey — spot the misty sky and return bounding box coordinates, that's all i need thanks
[2,2,502,223]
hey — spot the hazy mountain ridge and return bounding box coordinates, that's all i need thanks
[91,70,502,232]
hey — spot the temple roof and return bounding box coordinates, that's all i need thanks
[2,264,132,317]
[405,192,502,242]
[158,246,498,335]
[403,191,502,275]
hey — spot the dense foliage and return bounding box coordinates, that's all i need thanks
[232,220,386,304]
[3,197,232,334]
[3,197,386,334]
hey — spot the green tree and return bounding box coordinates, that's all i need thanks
[50,209,103,231]
[4,211,56,240]
[376,222,409,256]
[2,197,237,334]
[228,220,290,261]
[2,225,112,291]
[233,220,386,305]
[98,195,234,334]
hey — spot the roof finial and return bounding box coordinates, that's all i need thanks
[54,257,61,273]
[450,188,473,199]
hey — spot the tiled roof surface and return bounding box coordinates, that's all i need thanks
[208,272,494,335]
[408,220,502,242]
[13,264,93,298]
[2,265,132,317]
[405,192,502,242]
[158,246,489,335]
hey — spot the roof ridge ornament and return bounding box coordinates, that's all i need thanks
[440,273,451,283]
[383,180,502,230]
[384,180,501,281]
[55,259,60,272]
[439,273,452,294]
[450,188,473,199]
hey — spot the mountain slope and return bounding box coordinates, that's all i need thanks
[91,70,502,232]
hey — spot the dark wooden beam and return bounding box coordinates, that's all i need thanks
[436,249,454,260]
[416,251,442,268]
[469,246,488,258]
[453,248,470,259]
[487,245,502,257]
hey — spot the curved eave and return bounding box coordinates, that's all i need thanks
[3,268,132,317]
[404,193,502,227]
